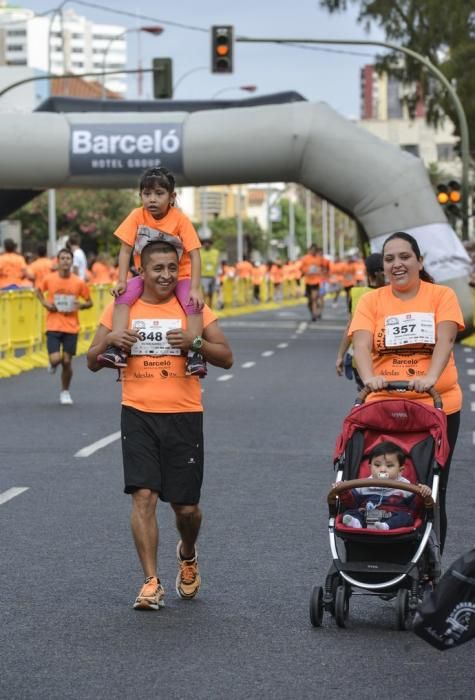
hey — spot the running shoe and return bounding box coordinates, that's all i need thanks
[47,363,57,375]
[185,352,207,378]
[59,390,73,405]
[133,576,165,611]
[176,541,201,599]
[97,345,128,369]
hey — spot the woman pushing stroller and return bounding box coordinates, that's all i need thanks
[349,232,464,552]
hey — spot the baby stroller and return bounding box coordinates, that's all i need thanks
[309,381,450,630]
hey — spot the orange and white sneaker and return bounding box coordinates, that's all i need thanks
[133,576,165,611]
[176,541,201,599]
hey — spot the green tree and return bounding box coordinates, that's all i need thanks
[320,0,475,155]
[11,188,138,255]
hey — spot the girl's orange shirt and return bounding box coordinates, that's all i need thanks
[348,281,465,414]
[113,206,201,280]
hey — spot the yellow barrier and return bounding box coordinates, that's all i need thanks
[0,285,114,379]
[0,278,304,378]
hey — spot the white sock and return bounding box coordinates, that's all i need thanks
[373,521,390,531]
[342,514,362,528]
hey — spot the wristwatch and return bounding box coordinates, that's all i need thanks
[191,336,203,351]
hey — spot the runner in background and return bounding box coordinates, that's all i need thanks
[90,253,114,285]
[341,253,358,310]
[270,259,284,301]
[335,253,385,390]
[329,255,344,307]
[36,248,92,405]
[251,260,267,303]
[200,237,220,308]
[300,244,330,321]
[67,234,88,281]
[27,243,53,288]
[0,238,28,290]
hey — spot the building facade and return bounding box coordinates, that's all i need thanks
[0,3,127,96]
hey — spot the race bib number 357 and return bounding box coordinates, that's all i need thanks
[131,318,182,356]
[385,312,435,347]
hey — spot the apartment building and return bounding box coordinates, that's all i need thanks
[0,2,127,95]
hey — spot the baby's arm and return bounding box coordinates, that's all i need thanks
[112,242,133,297]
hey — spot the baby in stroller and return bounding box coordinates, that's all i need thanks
[339,440,431,531]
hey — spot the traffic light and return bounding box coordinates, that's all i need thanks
[211,25,234,73]
[436,183,449,206]
[152,58,173,99]
[436,180,462,218]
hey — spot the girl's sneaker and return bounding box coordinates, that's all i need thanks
[97,345,128,369]
[186,352,207,377]
[133,576,165,611]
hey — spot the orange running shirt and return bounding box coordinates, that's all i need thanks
[348,281,465,414]
[90,261,112,284]
[28,257,53,287]
[40,272,91,333]
[341,261,357,288]
[300,254,329,285]
[100,297,217,413]
[235,260,253,279]
[113,206,201,279]
[0,252,27,288]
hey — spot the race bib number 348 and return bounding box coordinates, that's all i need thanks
[131,318,182,356]
[385,312,435,347]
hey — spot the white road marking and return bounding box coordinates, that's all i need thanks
[296,322,307,334]
[473,432,475,445]
[470,384,475,392]
[277,343,288,349]
[217,374,233,382]
[471,402,475,412]
[261,350,274,357]
[463,347,472,352]
[241,362,256,368]
[0,487,29,505]
[75,431,121,458]
[466,357,474,363]
[468,369,475,376]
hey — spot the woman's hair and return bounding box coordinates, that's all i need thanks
[139,167,176,193]
[382,231,434,283]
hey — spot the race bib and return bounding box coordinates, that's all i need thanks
[131,318,182,356]
[54,294,76,312]
[309,265,319,274]
[385,312,435,347]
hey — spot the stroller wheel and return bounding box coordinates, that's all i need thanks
[309,585,324,627]
[334,585,349,628]
[396,589,411,631]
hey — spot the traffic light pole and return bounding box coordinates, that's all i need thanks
[238,36,471,240]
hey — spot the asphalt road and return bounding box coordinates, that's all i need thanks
[1,298,474,699]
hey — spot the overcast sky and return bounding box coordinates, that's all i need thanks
[20,0,386,117]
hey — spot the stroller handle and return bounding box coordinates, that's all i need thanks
[355,381,443,409]
[328,478,434,509]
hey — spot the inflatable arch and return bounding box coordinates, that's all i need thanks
[0,97,471,324]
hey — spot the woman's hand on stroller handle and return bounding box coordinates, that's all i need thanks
[355,381,443,409]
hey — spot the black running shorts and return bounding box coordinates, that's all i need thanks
[46,331,78,356]
[120,405,204,504]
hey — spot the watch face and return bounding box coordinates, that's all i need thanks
[192,336,203,350]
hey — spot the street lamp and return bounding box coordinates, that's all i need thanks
[173,66,208,95]
[211,84,257,99]
[101,25,163,99]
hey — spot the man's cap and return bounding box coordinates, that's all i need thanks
[365,253,384,275]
